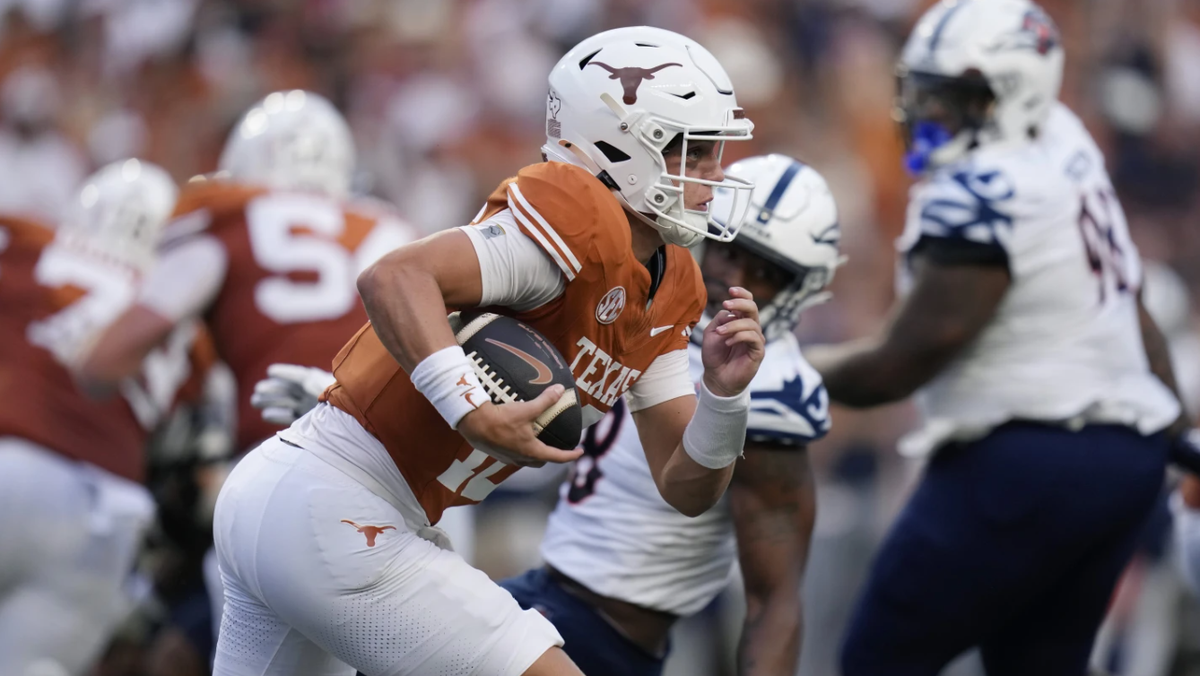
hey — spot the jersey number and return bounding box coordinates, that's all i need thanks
[567,398,625,504]
[27,247,137,366]
[437,449,509,501]
[246,194,411,324]
[1077,187,1134,304]
[28,247,192,429]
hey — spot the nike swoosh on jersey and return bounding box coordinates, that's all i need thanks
[650,325,675,337]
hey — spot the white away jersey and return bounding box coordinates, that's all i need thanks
[539,332,828,616]
[896,103,1179,456]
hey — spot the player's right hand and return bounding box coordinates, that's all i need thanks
[251,363,337,426]
[456,384,583,467]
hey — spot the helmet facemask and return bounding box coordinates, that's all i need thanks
[695,236,841,343]
[730,235,839,341]
[894,67,997,174]
[636,125,754,249]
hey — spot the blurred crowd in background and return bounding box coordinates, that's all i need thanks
[5,0,1200,674]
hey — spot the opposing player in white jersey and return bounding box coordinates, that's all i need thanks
[251,153,841,676]
[807,2,1185,675]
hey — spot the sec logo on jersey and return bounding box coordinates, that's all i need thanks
[595,286,625,325]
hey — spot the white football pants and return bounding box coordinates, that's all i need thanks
[211,435,561,676]
[0,437,154,676]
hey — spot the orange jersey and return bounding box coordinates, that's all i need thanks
[0,217,148,481]
[326,162,705,524]
[167,179,415,451]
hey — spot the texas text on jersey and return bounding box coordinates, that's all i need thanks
[160,176,415,451]
[324,160,705,524]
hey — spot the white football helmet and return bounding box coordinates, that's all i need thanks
[542,26,755,248]
[708,154,843,340]
[896,0,1064,172]
[219,90,354,199]
[57,158,178,273]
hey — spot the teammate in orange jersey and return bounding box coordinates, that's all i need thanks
[0,160,202,676]
[77,90,416,456]
[210,27,765,676]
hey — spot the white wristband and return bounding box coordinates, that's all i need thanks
[410,346,487,429]
[682,381,751,469]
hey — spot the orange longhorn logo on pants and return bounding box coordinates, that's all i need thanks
[341,519,396,547]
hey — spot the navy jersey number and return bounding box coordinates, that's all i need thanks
[1077,186,1133,304]
[567,398,625,504]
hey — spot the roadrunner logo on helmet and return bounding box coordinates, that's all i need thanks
[542,27,755,248]
[895,0,1064,174]
[706,154,845,341]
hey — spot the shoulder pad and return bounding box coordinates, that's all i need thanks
[0,215,53,250]
[746,339,831,444]
[505,162,629,282]
[908,166,1016,251]
[172,178,263,220]
[164,180,266,247]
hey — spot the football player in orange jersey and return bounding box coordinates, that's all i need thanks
[77,90,416,455]
[0,159,196,676]
[74,91,418,667]
[210,27,765,676]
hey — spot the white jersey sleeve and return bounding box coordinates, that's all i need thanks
[137,234,228,321]
[743,333,831,445]
[624,349,692,413]
[900,163,1016,270]
[459,211,565,312]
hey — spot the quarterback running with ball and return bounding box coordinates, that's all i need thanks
[256,154,843,676]
[209,27,767,676]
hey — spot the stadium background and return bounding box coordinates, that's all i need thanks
[4,0,1200,674]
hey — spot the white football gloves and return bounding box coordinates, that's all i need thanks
[251,364,337,426]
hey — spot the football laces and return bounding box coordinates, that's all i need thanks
[467,351,519,405]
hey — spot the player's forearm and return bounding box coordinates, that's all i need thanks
[655,449,735,517]
[357,231,485,373]
[808,337,926,408]
[737,593,802,676]
[77,305,175,389]
[357,260,458,372]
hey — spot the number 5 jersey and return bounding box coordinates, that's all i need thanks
[137,178,417,451]
[895,102,1179,457]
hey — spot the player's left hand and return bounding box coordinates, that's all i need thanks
[250,364,337,426]
[700,286,765,397]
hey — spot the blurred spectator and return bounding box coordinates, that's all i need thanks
[0,65,85,224]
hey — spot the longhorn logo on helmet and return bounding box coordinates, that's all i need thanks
[587,62,682,105]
